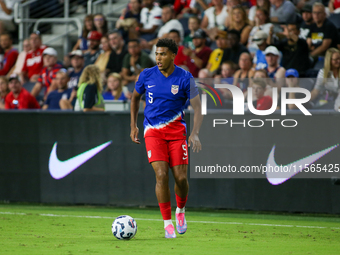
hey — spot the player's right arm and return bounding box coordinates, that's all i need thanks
[130,89,142,144]
[186,75,203,152]
[189,94,203,153]
[130,72,145,144]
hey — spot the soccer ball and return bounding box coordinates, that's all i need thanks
[112,215,137,240]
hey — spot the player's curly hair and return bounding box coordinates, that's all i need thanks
[156,38,178,55]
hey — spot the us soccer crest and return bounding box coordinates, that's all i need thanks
[171,85,179,95]
[148,150,152,158]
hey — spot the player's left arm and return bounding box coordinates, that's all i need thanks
[189,94,203,152]
[130,73,145,144]
[130,89,142,144]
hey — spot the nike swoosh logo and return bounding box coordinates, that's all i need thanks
[148,85,156,88]
[266,144,338,185]
[183,157,188,160]
[49,141,112,179]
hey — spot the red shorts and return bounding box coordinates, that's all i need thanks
[145,137,188,168]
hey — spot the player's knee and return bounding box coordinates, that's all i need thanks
[155,171,169,184]
[175,175,188,187]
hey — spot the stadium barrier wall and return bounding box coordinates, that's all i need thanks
[0,111,340,214]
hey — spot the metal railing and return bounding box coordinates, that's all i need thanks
[14,0,121,54]
[87,0,125,30]
[87,0,113,15]
[14,0,38,51]
[33,18,82,55]
[14,0,82,55]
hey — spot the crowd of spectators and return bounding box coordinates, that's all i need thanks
[0,0,340,112]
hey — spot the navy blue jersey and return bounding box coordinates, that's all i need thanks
[135,65,198,139]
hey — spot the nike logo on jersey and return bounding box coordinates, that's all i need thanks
[49,141,112,179]
[148,85,156,88]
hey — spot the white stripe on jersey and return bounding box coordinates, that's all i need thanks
[144,111,182,136]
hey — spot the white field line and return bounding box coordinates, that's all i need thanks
[0,211,339,230]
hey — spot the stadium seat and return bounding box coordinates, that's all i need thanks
[305,69,319,78]
[23,82,45,102]
[23,82,36,93]
[179,17,190,36]
[37,87,46,102]
[328,13,340,30]
[313,56,325,70]
[295,13,303,25]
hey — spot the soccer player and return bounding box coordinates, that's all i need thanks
[130,38,202,238]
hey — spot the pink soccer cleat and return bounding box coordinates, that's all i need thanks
[175,213,187,234]
[164,224,176,238]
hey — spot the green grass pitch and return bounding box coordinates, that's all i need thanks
[0,204,339,255]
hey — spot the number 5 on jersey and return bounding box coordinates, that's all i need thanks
[182,144,187,160]
[148,92,153,104]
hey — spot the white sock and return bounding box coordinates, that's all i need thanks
[164,219,173,228]
[176,207,185,214]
